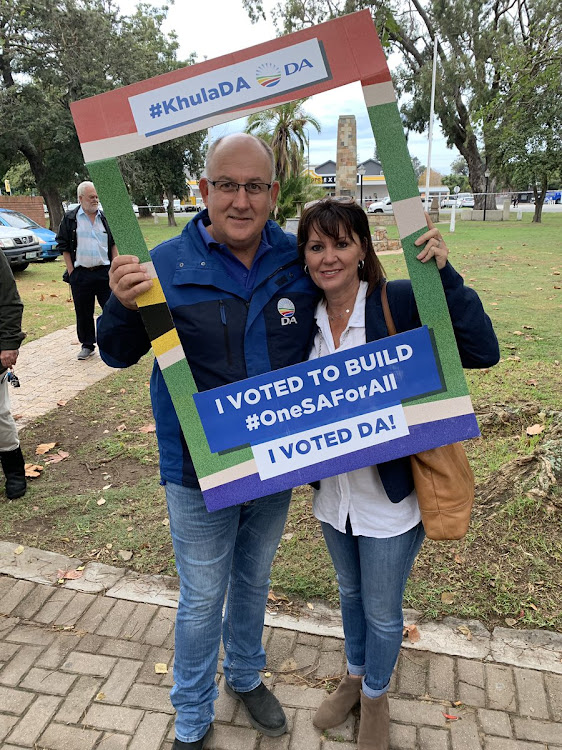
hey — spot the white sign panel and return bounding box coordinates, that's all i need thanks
[129,39,330,138]
[252,404,409,480]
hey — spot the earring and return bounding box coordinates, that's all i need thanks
[304,264,309,275]
[358,259,365,270]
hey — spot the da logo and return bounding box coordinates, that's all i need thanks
[256,63,282,88]
[277,298,297,325]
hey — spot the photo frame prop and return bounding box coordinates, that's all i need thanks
[71,10,479,511]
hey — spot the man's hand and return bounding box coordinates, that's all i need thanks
[1,350,19,369]
[109,255,153,310]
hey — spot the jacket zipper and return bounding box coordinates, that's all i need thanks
[219,300,233,367]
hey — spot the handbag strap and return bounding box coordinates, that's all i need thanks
[380,282,397,336]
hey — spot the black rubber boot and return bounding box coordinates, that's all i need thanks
[0,446,27,499]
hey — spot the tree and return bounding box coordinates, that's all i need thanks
[0,0,196,228]
[484,7,562,222]
[450,157,469,177]
[275,174,325,225]
[243,0,561,211]
[245,99,320,184]
[120,135,207,226]
[411,156,425,179]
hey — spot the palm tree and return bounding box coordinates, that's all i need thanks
[245,99,321,184]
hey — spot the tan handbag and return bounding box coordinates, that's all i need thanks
[380,283,474,540]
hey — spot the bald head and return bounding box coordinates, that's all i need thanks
[205,134,275,182]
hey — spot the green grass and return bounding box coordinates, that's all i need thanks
[6,213,562,631]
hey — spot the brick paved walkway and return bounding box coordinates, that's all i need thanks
[10,325,113,429]
[1,563,561,750]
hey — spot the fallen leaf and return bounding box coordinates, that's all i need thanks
[116,423,126,432]
[403,624,420,643]
[528,603,538,611]
[507,355,521,361]
[14,545,24,555]
[453,701,463,707]
[441,592,456,605]
[97,498,106,506]
[282,532,294,541]
[526,424,544,436]
[120,388,126,394]
[505,617,517,627]
[36,442,56,455]
[443,713,459,721]
[56,569,83,580]
[513,330,523,335]
[95,692,106,701]
[526,379,538,386]
[306,602,314,610]
[161,518,170,526]
[457,625,473,641]
[139,423,156,433]
[118,550,133,561]
[454,554,463,564]
[25,463,44,477]
[523,325,533,329]
[57,400,67,407]
[106,543,113,549]
[154,663,168,674]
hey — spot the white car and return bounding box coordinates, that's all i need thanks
[367,196,393,214]
[0,226,41,271]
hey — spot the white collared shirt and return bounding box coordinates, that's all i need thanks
[309,282,421,538]
[75,207,111,268]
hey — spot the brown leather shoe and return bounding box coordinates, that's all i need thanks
[313,674,362,730]
[357,691,390,750]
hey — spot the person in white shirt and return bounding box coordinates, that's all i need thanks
[56,182,117,360]
[297,197,499,749]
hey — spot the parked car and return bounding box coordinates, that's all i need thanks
[457,195,475,208]
[0,208,59,261]
[184,201,204,212]
[367,196,393,214]
[440,196,457,208]
[0,226,41,271]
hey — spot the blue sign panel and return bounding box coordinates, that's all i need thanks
[194,326,442,454]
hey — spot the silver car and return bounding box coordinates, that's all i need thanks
[0,226,41,271]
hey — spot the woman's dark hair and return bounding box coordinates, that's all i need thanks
[297,198,385,293]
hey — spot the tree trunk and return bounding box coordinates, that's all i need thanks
[532,175,548,224]
[18,140,65,230]
[43,189,64,231]
[138,206,152,219]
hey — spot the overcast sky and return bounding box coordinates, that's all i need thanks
[116,0,457,174]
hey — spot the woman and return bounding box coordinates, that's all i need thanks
[297,198,499,749]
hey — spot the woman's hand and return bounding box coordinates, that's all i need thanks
[414,213,449,270]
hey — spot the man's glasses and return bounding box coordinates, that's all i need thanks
[304,196,358,209]
[208,180,272,195]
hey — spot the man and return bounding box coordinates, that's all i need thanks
[0,250,26,500]
[97,134,317,749]
[56,181,117,360]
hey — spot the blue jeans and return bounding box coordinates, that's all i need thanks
[321,519,425,699]
[165,482,291,743]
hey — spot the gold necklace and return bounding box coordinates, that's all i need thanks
[327,307,350,321]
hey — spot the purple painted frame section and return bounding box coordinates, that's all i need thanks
[203,412,479,511]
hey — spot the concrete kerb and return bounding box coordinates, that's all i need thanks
[1,541,561,676]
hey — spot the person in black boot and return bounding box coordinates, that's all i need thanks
[0,251,26,501]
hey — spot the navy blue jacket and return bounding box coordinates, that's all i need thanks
[362,263,499,502]
[97,210,318,487]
